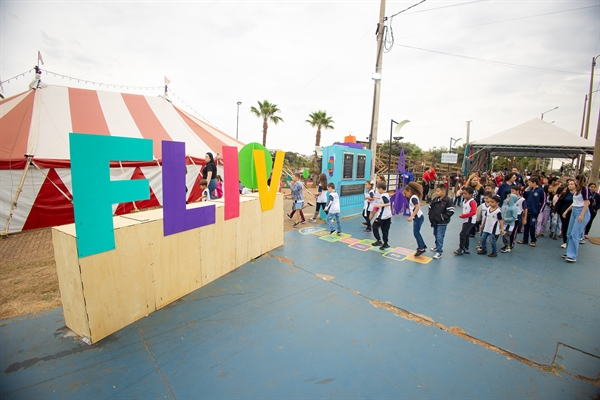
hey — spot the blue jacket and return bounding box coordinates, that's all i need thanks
[503,194,518,225]
[523,186,545,216]
[497,182,513,207]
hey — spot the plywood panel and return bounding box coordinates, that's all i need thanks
[261,194,285,254]
[78,222,155,343]
[199,206,236,285]
[52,228,91,339]
[236,197,262,267]
[148,219,203,309]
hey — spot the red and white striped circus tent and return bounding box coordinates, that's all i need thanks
[0,85,243,234]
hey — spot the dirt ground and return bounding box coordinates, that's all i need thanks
[0,188,320,320]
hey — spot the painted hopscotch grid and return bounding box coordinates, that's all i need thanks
[300,227,325,235]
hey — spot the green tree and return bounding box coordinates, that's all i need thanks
[306,110,335,174]
[250,100,284,148]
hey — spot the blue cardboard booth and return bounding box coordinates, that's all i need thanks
[321,143,372,218]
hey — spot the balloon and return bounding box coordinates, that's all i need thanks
[238,143,272,189]
[302,169,310,179]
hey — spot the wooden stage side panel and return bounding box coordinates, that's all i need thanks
[52,195,283,343]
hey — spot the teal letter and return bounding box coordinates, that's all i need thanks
[70,133,153,258]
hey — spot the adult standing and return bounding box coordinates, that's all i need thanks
[584,183,599,239]
[563,175,591,262]
[202,152,218,196]
[422,164,437,203]
[497,172,516,207]
[554,181,574,248]
[403,168,415,187]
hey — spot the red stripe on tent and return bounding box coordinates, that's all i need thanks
[175,108,228,156]
[121,94,171,159]
[0,91,35,160]
[68,88,110,135]
[22,168,74,231]
[114,167,161,215]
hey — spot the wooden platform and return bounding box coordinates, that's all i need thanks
[52,193,283,343]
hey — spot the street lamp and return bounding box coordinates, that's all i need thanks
[449,137,462,153]
[236,101,242,140]
[388,119,410,188]
[541,106,558,120]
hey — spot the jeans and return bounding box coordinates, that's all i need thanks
[459,222,473,250]
[481,231,498,253]
[208,178,217,196]
[522,214,538,243]
[326,213,342,233]
[566,207,590,260]
[413,215,426,250]
[433,225,447,253]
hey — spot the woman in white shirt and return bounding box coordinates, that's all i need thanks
[563,175,591,262]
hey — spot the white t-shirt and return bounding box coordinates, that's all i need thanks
[409,195,423,218]
[202,187,211,202]
[317,184,328,203]
[326,192,341,214]
[572,187,590,207]
[364,189,375,211]
[483,207,503,234]
[462,198,477,224]
[515,197,525,215]
[377,193,392,220]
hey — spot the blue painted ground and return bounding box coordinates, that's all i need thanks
[1,210,599,399]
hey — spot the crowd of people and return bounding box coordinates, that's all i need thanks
[284,164,599,264]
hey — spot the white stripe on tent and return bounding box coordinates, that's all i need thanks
[140,166,164,205]
[145,96,212,157]
[34,86,73,159]
[181,109,242,149]
[97,91,144,140]
[0,169,47,233]
[55,168,74,195]
[110,167,135,214]
[0,91,31,119]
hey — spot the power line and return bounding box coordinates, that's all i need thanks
[43,70,163,91]
[397,44,588,75]
[388,0,427,19]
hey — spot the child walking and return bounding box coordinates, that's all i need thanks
[200,179,211,202]
[371,181,392,250]
[285,173,306,227]
[362,181,375,232]
[500,193,518,253]
[309,173,328,222]
[428,183,455,259]
[478,195,505,257]
[403,182,427,257]
[455,186,476,255]
[324,183,342,235]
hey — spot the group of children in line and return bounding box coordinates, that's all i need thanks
[284,168,598,262]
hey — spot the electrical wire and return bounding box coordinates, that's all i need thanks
[396,44,588,75]
[388,0,427,19]
[42,70,163,91]
[0,68,35,86]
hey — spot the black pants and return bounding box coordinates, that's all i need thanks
[313,202,326,218]
[459,222,473,250]
[522,214,538,244]
[373,218,391,244]
[362,209,372,229]
[509,217,521,247]
[422,182,429,200]
[560,212,571,244]
[585,209,597,235]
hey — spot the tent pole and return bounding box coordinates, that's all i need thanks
[1,156,33,239]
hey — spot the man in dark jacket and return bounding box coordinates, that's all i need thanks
[498,172,516,207]
[428,183,455,259]
[518,176,545,246]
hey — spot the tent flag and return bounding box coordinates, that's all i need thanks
[37,51,44,66]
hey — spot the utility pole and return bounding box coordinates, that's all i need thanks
[465,120,472,145]
[368,0,386,178]
[590,106,600,185]
[579,56,598,174]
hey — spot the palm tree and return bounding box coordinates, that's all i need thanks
[250,100,283,147]
[306,110,334,175]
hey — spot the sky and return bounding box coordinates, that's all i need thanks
[1,0,599,159]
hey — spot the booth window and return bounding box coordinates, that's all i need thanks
[356,155,366,179]
[343,153,354,180]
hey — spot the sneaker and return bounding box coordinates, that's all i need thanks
[430,247,437,252]
[560,243,567,249]
[363,229,372,233]
[308,218,316,222]
[301,220,306,224]
[286,213,293,219]
[579,238,586,244]
[488,252,498,257]
[477,249,487,255]
[500,246,512,253]
[293,222,301,227]
[330,230,336,235]
[336,231,343,236]
[433,252,442,259]
[308,201,315,207]
[454,249,464,256]
[372,240,383,247]
[561,254,567,259]
[500,246,507,252]
[361,222,368,226]
[565,257,576,263]
[414,249,426,257]
[463,249,470,254]
[380,243,390,250]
